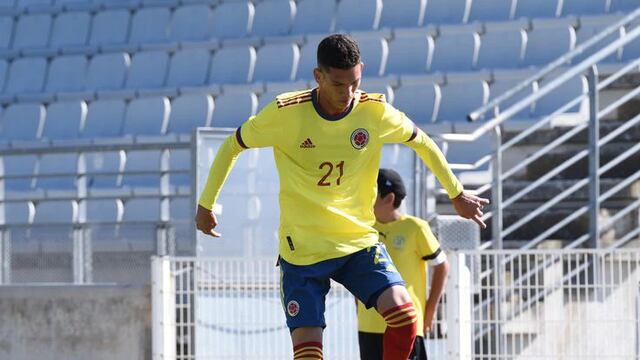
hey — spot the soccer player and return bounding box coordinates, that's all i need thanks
[196,34,488,360]
[357,169,449,360]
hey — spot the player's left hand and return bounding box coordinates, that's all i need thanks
[423,305,436,334]
[452,191,490,229]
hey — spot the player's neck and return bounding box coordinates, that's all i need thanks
[315,89,351,117]
[377,210,402,224]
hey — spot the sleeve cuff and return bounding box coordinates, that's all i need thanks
[422,248,447,265]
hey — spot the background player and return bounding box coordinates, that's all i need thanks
[196,34,488,360]
[357,169,449,360]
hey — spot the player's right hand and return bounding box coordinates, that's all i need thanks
[195,204,221,237]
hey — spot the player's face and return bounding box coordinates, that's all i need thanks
[314,63,363,113]
[373,192,394,221]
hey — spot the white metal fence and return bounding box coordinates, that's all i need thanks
[153,249,640,359]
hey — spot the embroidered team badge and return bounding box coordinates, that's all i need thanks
[350,128,369,149]
[393,235,406,249]
[287,300,300,317]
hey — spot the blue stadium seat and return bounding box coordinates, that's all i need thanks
[609,0,639,12]
[86,198,121,223]
[41,100,86,140]
[0,16,13,53]
[574,15,623,64]
[32,200,77,243]
[55,0,96,11]
[208,46,256,84]
[437,81,489,123]
[514,0,560,19]
[4,57,47,96]
[36,153,78,190]
[477,26,526,70]
[379,0,426,28]
[85,151,124,188]
[533,75,587,120]
[423,0,468,25]
[50,11,91,51]
[2,155,38,192]
[2,201,33,225]
[562,0,608,16]
[13,14,52,53]
[123,97,170,136]
[1,103,44,140]
[45,55,88,93]
[168,5,213,44]
[101,0,141,10]
[167,94,214,134]
[522,24,576,67]
[253,43,300,83]
[17,0,52,12]
[622,20,640,62]
[295,36,321,80]
[336,0,382,32]
[169,197,192,248]
[82,99,125,138]
[125,50,169,90]
[429,30,479,73]
[489,76,535,120]
[392,80,440,124]
[121,197,161,244]
[129,7,171,48]
[212,91,258,128]
[360,78,394,104]
[291,0,335,35]
[468,0,514,22]
[166,48,211,88]
[0,59,7,91]
[252,0,295,37]
[211,1,254,40]
[89,10,130,49]
[169,149,190,188]
[0,0,15,14]
[352,35,388,77]
[86,53,130,92]
[386,30,433,75]
[122,150,161,188]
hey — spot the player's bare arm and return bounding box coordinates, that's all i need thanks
[452,191,490,229]
[195,204,221,237]
[424,259,449,334]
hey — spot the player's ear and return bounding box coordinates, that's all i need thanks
[383,192,395,206]
[313,68,323,84]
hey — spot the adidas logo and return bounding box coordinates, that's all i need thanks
[300,138,316,148]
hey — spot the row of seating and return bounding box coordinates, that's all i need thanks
[2,17,637,102]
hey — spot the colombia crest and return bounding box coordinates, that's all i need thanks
[350,128,369,150]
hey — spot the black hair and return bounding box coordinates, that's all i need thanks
[317,34,361,71]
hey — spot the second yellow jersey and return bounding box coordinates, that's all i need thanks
[199,89,463,265]
[357,215,443,337]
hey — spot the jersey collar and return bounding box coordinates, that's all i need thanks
[311,88,358,121]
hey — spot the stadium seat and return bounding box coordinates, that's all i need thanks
[532,75,588,121]
[437,81,489,123]
[166,48,211,88]
[45,55,88,93]
[208,46,256,84]
[429,30,479,73]
[295,37,321,80]
[2,201,34,225]
[291,0,335,35]
[41,100,86,140]
[125,50,169,91]
[386,30,433,75]
[86,198,121,223]
[562,0,608,16]
[89,10,130,49]
[82,99,125,138]
[129,7,171,47]
[489,76,536,121]
[85,151,124,188]
[2,154,38,192]
[211,1,254,40]
[467,0,514,22]
[16,0,52,13]
[423,0,468,25]
[123,97,170,136]
[167,94,214,134]
[86,53,130,92]
[0,59,8,92]
[379,0,426,28]
[360,82,394,104]
[252,0,295,37]
[392,80,440,124]
[522,24,576,67]
[31,200,76,247]
[120,197,161,246]
[0,0,14,14]
[352,35,388,77]
[122,150,162,188]
[168,5,213,44]
[35,153,78,190]
[609,0,639,12]
[0,16,13,53]
[169,197,192,249]
[212,91,258,128]
[622,19,640,62]
[514,0,560,18]
[49,11,91,51]
[169,149,190,188]
[336,0,382,32]
[13,14,52,53]
[477,26,526,70]
[573,15,623,64]
[1,103,45,140]
[4,57,48,95]
[253,43,300,83]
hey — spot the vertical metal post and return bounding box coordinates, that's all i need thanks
[636,284,640,359]
[588,66,600,248]
[75,154,89,283]
[152,256,176,360]
[0,230,10,284]
[492,126,503,249]
[446,252,472,360]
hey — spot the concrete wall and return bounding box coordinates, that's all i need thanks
[0,285,150,360]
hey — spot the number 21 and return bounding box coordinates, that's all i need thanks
[317,161,345,186]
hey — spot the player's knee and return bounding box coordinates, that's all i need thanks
[292,341,323,360]
[382,302,417,338]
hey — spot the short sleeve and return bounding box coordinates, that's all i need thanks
[379,103,418,144]
[415,221,446,265]
[238,100,281,149]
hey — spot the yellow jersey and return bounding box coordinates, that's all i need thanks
[199,89,462,265]
[357,215,445,337]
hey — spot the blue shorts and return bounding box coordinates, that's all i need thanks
[278,242,404,330]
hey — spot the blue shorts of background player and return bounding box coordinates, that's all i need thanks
[279,242,404,330]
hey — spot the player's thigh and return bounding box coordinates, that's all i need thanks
[333,243,404,309]
[280,260,332,329]
[376,284,413,315]
[358,332,384,360]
